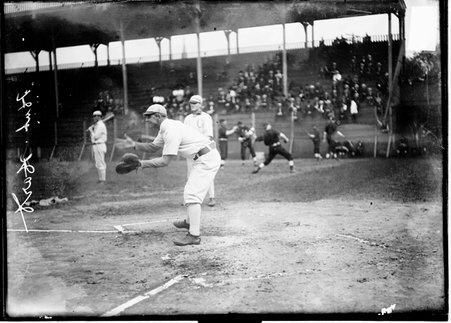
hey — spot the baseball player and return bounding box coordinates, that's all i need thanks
[323,118,345,159]
[218,119,238,168]
[252,123,294,174]
[307,125,322,161]
[183,95,216,207]
[124,104,220,246]
[87,110,107,184]
[236,121,257,166]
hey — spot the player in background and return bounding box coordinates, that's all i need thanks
[184,95,216,207]
[252,123,294,174]
[236,121,257,166]
[218,119,238,168]
[87,110,107,184]
[307,125,322,161]
[323,118,345,159]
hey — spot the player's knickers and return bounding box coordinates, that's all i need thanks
[184,149,220,204]
[93,143,107,170]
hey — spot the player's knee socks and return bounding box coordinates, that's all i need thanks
[98,169,106,181]
[288,160,294,170]
[187,203,201,236]
[220,160,225,167]
[258,162,265,169]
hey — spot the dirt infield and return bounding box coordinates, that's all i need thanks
[5,157,446,319]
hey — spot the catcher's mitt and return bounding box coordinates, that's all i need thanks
[115,153,141,174]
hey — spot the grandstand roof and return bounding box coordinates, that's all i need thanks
[4,0,406,54]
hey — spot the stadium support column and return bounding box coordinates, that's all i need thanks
[282,23,288,98]
[120,21,129,115]
[50,32,60,160]
[169,36,172,61]
[156,37,164,72]
[236,29,239,55]
[107,43,110,66]
[386,12,393,158]
[301,22,308,48]
[195,2,203,97]
[224,30,232,59]
[311,21,315,47]
[30,49,40,73]
[90,43,100,68]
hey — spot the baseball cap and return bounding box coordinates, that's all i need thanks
[189,95,203,104]
[93,110,102,116]
[144,104,167,116]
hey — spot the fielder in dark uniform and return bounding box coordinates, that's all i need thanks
[323,118,345,159]
[252,123,295,174]
[307,125,322,160]
[218,119,238,168]
[236,121,257,165]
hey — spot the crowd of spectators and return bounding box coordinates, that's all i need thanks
[93,90,124,116]
[132,48,389,128]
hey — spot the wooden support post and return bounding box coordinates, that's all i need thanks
[109,118,117,162]
[373,127,378,158]
[78,120,87,161]
[289,110,294,154]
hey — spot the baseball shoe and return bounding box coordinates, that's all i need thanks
[207,198,216,207]
[252,168,260,174]
[173,219,190,230]
[173,233,201,246]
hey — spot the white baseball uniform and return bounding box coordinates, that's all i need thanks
[184,112,215,200]
[90,120,107,181]
[152,118,220,204]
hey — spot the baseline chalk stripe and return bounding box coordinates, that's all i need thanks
[102,274,186,317]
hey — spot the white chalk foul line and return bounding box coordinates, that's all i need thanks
[7,228,136,234]
[336,234,388,248]
[101,274,186,317]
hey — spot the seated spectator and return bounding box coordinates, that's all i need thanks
[396,137,409,156]
[375,62,383,79]
[359,83,368,102]
[366,87,375,106]
[350,56,357,74]
[275,102,284,118]
[260,93,268,109]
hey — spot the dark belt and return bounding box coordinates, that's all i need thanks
[193,147,210,160]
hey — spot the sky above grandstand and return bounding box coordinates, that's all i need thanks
[4,0,440,72]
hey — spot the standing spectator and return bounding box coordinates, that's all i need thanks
[218,119,238,168]
[252,123,294,174]
[236,121,257,166]
[323,118,345,159]
[184,95,216,207]
[123,104,220,246]
[350,94,359,123]
[87,110,107,184]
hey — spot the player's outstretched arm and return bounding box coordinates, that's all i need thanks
[280,133,289,143]
[140,155,176,168]
[123,133,161,153]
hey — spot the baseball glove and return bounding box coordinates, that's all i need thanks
[115,153,141,174]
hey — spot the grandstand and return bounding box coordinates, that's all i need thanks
[4,1,441,161]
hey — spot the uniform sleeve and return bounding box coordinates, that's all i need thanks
[161,125,182,156]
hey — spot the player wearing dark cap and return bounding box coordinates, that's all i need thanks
[252,123,294,174]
